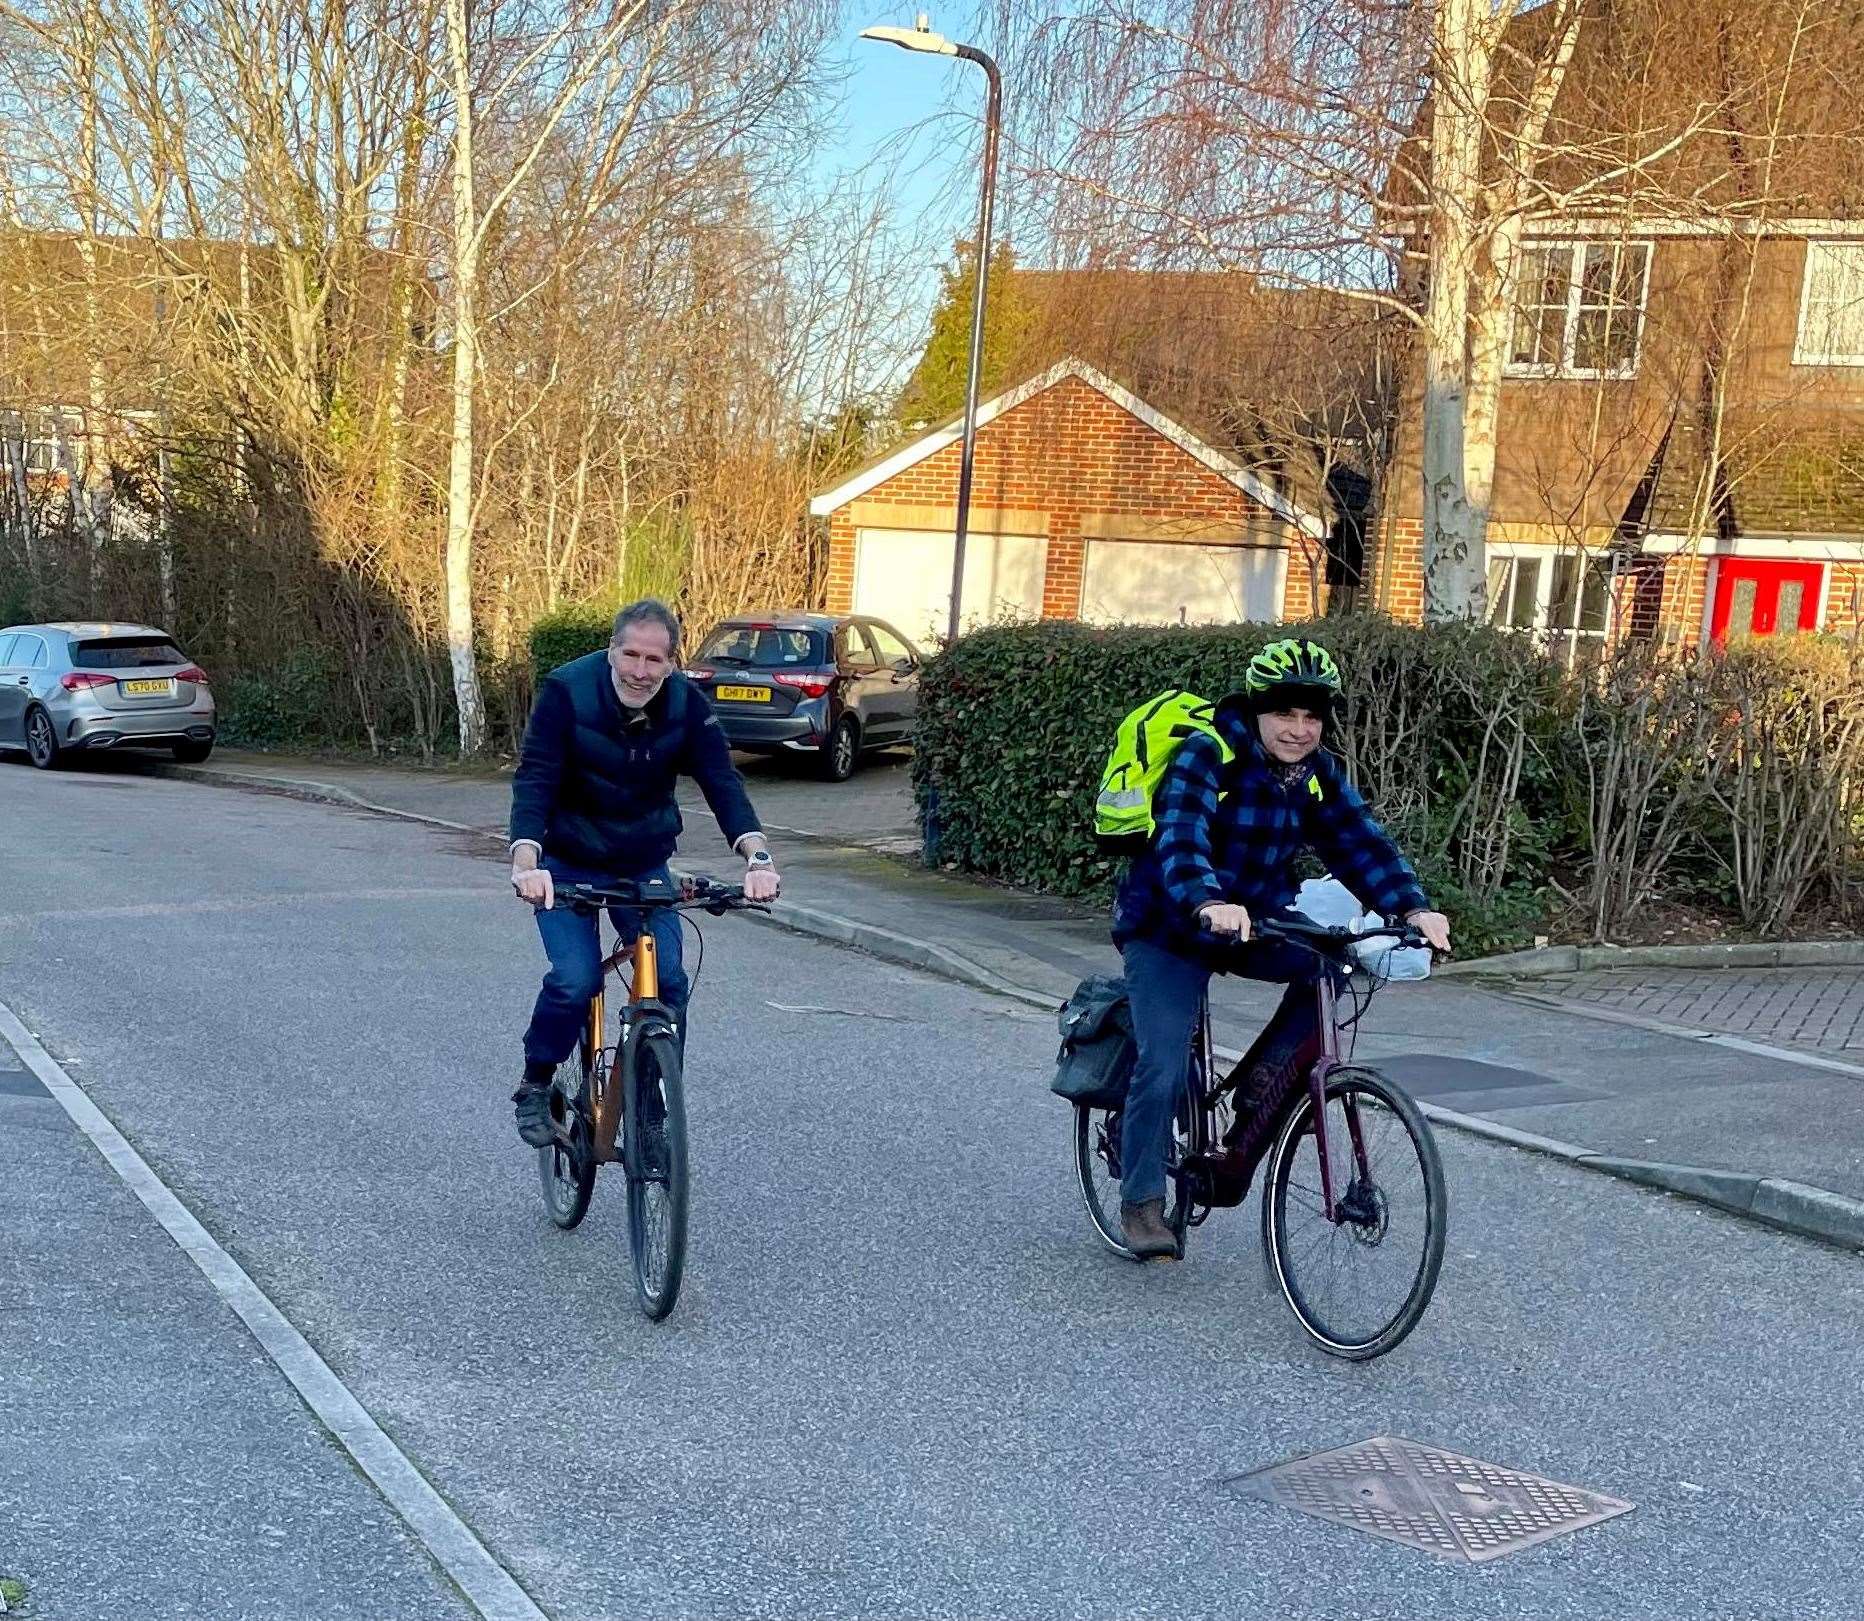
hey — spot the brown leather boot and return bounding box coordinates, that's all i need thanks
[1119,1198,1179,1261]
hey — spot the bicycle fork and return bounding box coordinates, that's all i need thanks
[591,933,662,1167]
[1304,973,1375,1225]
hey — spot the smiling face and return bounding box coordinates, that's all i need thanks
[608,621,676,708]
[1257,704,1325,764]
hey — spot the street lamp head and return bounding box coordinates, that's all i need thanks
[859,20,958,56]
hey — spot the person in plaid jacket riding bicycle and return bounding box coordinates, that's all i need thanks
[1110,638,1452,1260]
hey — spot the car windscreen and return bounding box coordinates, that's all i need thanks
[71,639,187,669]
[696,627,826,668]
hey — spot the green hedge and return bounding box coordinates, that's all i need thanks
[910,616,1581,952]
[217,647,343,750]
[529,598,615,680]
[911,616,1864,951]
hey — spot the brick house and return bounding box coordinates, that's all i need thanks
[1369,223,1864,654]
[1368,3,1864,653]
[809,357,1328,643]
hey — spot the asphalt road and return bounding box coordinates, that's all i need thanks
[3,759,1862,1620]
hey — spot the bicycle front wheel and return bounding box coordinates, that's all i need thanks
[1263,1066,1446,1361]
[625,1029,689,1320]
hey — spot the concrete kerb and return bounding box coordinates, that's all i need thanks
[154,762,500,839]
[1438,938,1864,978]
[154,760,1864,1252]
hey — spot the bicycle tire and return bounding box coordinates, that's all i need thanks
[1263,1065,1447,1361]
[625,1029,689,1320]
[536,1030,596,1229]
[1072,1095,1195,1260]
[1074,1104,1134,1257]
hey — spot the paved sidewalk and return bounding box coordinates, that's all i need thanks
[1547,964,1864,1056]
[86,747,1864,1233]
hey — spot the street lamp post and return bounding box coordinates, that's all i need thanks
[861,15,1002,646]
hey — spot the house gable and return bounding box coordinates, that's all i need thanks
[817,359,1338,633]
[811,356,1325,540]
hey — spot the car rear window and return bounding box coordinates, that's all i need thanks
[696,627,826,668]
[71,639,187,669]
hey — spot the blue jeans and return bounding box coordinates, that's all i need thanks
[1118,935,1327,1205]
[522,860,688,1067]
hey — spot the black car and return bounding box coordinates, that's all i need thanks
[684,613,922,781]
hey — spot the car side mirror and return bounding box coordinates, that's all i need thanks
[891,657,915,677]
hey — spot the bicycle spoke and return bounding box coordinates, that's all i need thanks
[1284,1180,1330,1218]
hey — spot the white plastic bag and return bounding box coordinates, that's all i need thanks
[1291,876,1432,981]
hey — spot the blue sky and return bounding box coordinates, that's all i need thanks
[814,5,998,395]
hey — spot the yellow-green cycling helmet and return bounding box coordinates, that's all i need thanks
[1243,637,1344,717]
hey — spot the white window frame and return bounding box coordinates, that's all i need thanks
[1506,240,1653,380]
[1485,543,1616,662]
[1793,241,1864,367]
[0,406,83,474]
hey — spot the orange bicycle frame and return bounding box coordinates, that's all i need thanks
[586,931,660,1163]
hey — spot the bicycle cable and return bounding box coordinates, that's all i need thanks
[679,910,708,999]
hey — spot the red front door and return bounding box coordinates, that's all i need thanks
[1709,559,1824,642]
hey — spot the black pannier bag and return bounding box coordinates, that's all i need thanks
[1051,975,1138,1108]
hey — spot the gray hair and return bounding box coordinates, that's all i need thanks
[610,597,682,658]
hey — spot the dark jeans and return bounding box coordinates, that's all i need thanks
[1118,936,1327,1205]
[521,860,688,1068]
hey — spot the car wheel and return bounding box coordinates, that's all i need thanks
[819,715,859,782]
[24,706,62,770]
[173,739,214,764]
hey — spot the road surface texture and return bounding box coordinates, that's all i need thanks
[3,759,1861,1619]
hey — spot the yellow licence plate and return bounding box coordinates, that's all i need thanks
[122,678,173,695]
[715,684,770,702]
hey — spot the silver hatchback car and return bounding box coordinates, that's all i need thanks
[0,621,216,769]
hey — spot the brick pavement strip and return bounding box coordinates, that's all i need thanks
[1558,967,1864,1055]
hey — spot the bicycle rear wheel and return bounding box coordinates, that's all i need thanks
[1072,1098,1194,1259]
[1263,1066,1446,1360]
[625,1029,689,1320]
[536,1033,596,1229]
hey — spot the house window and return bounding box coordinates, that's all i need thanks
[1508,241,1652,378]
[1487,548,1613,662]
[0,407,78,474]
[1794,242,1864,366]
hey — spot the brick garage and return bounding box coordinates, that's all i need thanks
[809,358,1327,644]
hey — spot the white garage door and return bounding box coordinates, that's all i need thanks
[853,528,1047,644]
[1081,540,1284,626]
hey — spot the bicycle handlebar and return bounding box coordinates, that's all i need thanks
[553,877,767,915]
[1248,914,1437,954]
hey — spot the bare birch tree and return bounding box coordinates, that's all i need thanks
[991,0,1810,621]
[0,0,916,751]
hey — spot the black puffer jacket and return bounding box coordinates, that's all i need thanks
[508,653,759,873]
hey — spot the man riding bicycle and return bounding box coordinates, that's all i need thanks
[1110,638,1451,1260]
[507,598,782,1148]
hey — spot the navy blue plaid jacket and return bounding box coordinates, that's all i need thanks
[1112,695,1428,962]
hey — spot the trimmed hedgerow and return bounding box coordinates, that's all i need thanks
[910,615,1576,951]
[528,598,615,680]
[912,616,1864,950]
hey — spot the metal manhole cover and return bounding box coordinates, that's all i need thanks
[1225,1436,1633,1563]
